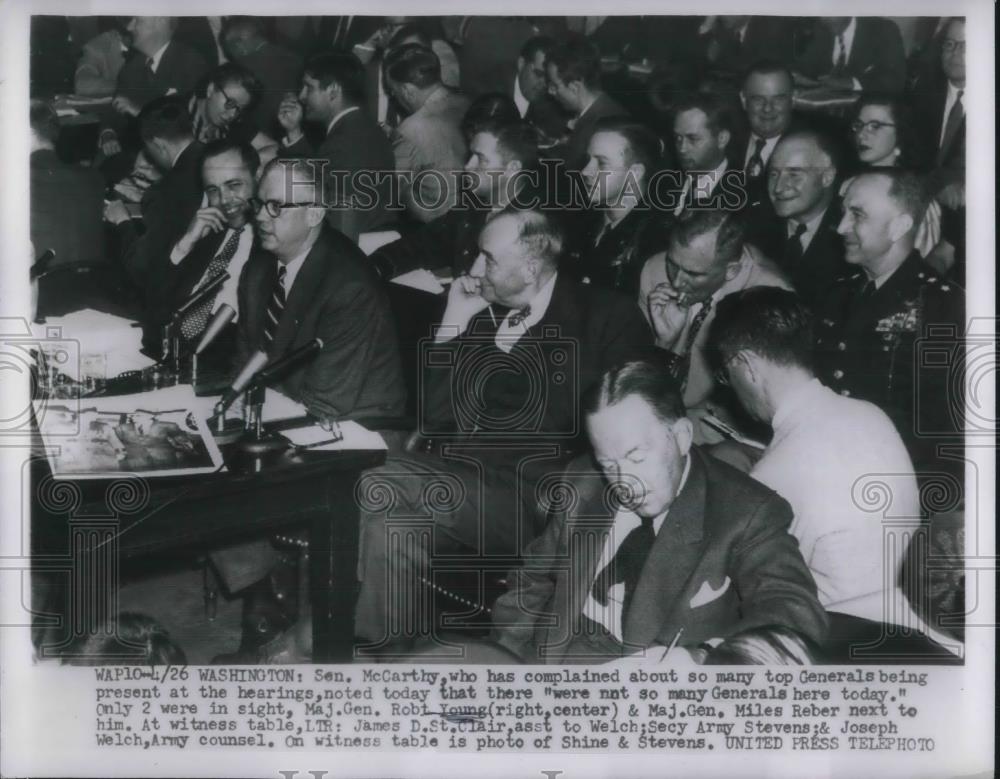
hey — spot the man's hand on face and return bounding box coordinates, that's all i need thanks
[172,206,228,260]
[647,281,693,351]
[277,93,304,143]
[435,274,490,342]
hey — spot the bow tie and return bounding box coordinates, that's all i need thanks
[507,305,532,327]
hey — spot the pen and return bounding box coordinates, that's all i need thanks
[659,626,685,662]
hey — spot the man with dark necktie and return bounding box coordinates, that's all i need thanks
[490,359,827,663]
[764,130,849,308]
[816,170,964,497]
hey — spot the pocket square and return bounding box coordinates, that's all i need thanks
[689,576,731,608]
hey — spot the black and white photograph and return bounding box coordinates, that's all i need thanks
[0,1,993,777]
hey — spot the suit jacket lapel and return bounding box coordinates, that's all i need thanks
[270,233,328,355]
[622,451,707,646]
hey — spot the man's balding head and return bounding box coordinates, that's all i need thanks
[767,131,839,222]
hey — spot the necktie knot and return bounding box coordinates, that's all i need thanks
[754,137,766,154]
[793,222,807,239]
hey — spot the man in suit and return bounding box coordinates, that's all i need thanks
[913,17,965,281]
[278,52,397,240]
[221,17,303,142]
[700,16,796,76]
[638,209,791,444]
[354,208,654,652]
[513,36,571,148]
[186,63,269,150]
[765,130,850,308]
[141,139,265,360]
[104,96,204,308]
[671,93,743,214]
[567,119,669,297]
[545,36,628,171]
[371,119,541,280]
[383,44,471,224]
[816,170,964,497]
[100,16,209,155]
[491,358,827,663]
[29,100,106,268]
[794,17,906,94]
[237,157,407,421]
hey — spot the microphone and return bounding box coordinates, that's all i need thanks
[253,338,324,386]
[173,271,230,319]
[194,304,235,355]
[30,249,56,280]
[215,350,269,412]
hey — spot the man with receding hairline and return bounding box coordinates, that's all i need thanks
[816,169,964,496]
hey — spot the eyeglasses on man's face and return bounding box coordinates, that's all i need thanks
[218,85,250,117]
[941,39,965,54]
[249,197,321,218]
[851,120,896,134]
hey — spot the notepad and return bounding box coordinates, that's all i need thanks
[390,268,446,295]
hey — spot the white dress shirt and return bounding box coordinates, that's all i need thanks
[513,74,529,118]
[148,41,170,73]
[939,80,964,149]
[279,241,312,295]
[583,456,691,641]
[743,134,781,171]
[787,206,828,254]
[831,17,857,67]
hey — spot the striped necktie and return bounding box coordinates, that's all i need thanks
[179,227,244,340]
[263,265,287,346]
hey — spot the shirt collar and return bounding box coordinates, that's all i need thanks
[170,139,193,169]
[771,377,824,434]
[493,271,558,351]
[279,237,316,291]
[787,205,827,244]
[695,157,729,193]
[327,105,360,136]
[148,41,170,72]
[840,17,857,57]
[513,74,529,117]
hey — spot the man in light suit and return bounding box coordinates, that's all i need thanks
[491,359,827,663]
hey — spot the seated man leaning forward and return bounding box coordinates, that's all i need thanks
[353,208,654,657]
[491,359,828,664]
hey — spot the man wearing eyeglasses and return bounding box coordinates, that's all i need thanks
[237,157,407,423]
[185,63,276,158]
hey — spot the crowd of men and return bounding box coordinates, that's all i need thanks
[29,15,967,665]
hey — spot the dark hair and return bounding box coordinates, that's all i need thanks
[584,360,686,424]
[708,287,815,372]
[201,137,260,177]
[304,51,366,106]
[461,93,521,142]
[704,626,818,665]
[29,99,60,145]
[520,35,556,62]
[742,59,794,91]
[672,92,734,136]
[138,94,193,144]
[63,612,187,666]
[592,117,664,183]
[848,93,922,170]
[221,15,266,41]
[471,119,541,171]
[670,209,745,267]
[388,23,431,50]
[208,62,262,106]
[384,43,441,89]
[547,35,602,90]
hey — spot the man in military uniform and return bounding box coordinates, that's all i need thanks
[816,170,965,497]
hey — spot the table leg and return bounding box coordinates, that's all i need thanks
[309,471,362,663]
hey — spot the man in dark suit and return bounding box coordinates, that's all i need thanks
[567,119,669,297]
[491,359,828,663]
[545,36,628,171]
[764,130,849,308]
[513,36,571,148]
[371,119,541,280]
[671,93,742,214]
[794,17,906,94]
[816,170,964,497]
[354,208,654,652]
[100,16,209,155]
[701,16,796,76]
[912,17,965,281]
[277,52,397,241]
[29,100,106,268]
[141,139,266,360]
[104,96,204,308]
[222,17,303,142]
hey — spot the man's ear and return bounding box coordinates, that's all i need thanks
[305,205,326,228]
[723,258,742,282]
[205,82,216,99]
[821,165,837,189]
[888,212,914,243]
[671,417,694,456]
[717,129,731,152]
[506,159,523,176]
[738,90,747,112]
[517,56,525,72]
